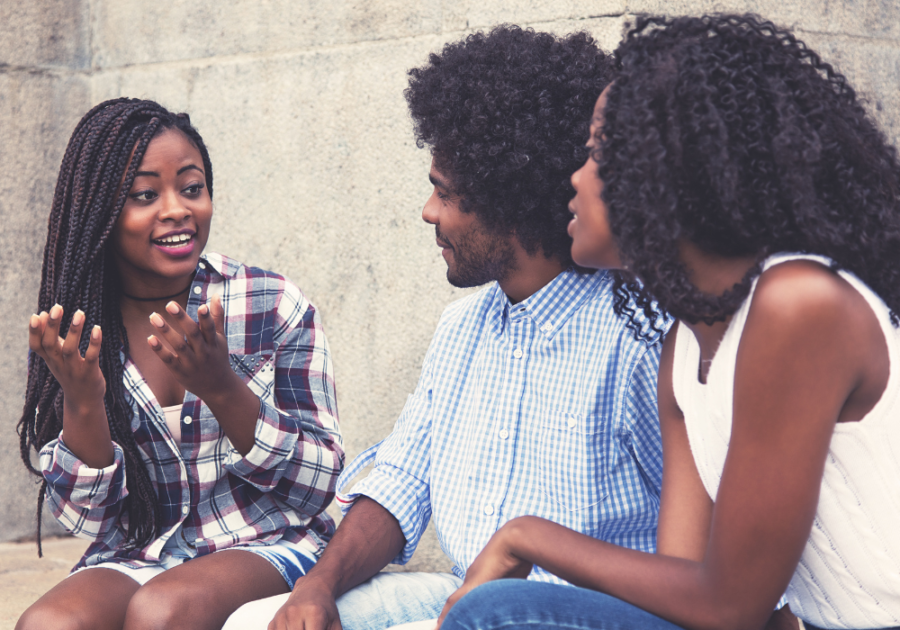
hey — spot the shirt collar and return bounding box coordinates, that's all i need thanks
[198,252,239,279]
[490,269,607,339]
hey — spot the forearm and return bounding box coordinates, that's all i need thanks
[61,395,114,468]
[499,516,767,630]
[297,497,406,598]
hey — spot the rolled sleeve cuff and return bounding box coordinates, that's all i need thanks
[224,398,300,481]
[341,464,431,565]
[40,434,128,509]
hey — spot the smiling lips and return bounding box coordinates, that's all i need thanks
[152,231,196,257]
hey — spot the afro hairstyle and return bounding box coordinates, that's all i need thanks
[406,24,614,267]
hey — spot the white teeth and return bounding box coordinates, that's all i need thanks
[155,234,192,246]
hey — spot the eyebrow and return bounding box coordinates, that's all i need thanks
[133,164,204,178]
[429,173,450,190]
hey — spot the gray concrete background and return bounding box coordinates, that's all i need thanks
[2,0,900,593]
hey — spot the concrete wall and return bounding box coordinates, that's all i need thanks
[3,0,900,572]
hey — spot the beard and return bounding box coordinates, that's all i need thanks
[437,223,517,288]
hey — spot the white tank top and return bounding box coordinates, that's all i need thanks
[672,253,900,629]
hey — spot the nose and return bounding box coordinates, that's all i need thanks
[571,163,583,192]
[159,189,191,222]
[422,190,440,225]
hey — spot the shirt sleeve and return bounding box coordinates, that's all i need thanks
[337,345,437,565]
[223,286,344,521]
[40,433,129,540]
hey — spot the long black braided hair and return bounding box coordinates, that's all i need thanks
[18,98,213,555]
[599,15,900,328]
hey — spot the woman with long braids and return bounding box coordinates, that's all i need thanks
[17,98,343,630]
[435,14,900,630]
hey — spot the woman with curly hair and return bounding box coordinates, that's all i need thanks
[17,98,342,630]
[434,14,900,630]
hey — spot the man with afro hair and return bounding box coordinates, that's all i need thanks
[226,25,666,630]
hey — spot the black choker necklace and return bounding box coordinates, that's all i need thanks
[121,284,191,302]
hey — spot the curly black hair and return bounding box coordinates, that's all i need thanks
[599,14,900,327]
[18,98,213,555]
[406,25,614,266]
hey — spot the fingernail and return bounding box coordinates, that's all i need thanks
[50,305,62,320]
[198,304,209,316]
[147,335,160,348]
[29,315,40,329]
[149,312,165,327]
[72,311,84,327]
[92,326,101,340]
[165,302,180,315]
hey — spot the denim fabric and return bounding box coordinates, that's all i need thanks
[442,580,684,630]
[72,539,318,589]
[223,571,462,630]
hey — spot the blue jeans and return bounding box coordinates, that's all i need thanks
[223,571,462,630]
[442,580,685,630]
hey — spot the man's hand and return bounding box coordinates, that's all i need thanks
[437,519,533,628]
[268,577,342,630]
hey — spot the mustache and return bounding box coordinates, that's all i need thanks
[435,226,452,249]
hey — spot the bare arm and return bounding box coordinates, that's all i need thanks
[655,323,713,561]
[268,496,407,630]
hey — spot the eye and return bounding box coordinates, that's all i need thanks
[436,190,450,201]
[129,189,157,202]
[183,183,205,197]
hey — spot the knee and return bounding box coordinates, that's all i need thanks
[124,581,192,630]
[17,601,86,630]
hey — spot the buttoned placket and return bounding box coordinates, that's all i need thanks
[479,303,535,527]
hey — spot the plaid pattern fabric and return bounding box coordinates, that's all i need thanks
[41,253,343,570]
[339,270,667,583]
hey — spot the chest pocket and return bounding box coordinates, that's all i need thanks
[537,410,608,512]
[228,352,276,401]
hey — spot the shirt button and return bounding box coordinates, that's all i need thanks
[182,505,189,515]
[183,416,192,425]
[199,262,206,269]
[541,323,553,333]
[192,286,202,295]
[484,505,494,516]
[567,417,577,429]
[499,429,509,440]
[513,348,523,359]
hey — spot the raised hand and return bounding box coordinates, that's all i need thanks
[29,305,106,408]
[146,295,233,402]
[147,294,260,454]
[28,304,114,467]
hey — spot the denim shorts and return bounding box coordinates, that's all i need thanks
[72,539,317,589]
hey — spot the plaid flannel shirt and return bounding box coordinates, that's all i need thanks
[41,253,343,569]
[339,269,667,582]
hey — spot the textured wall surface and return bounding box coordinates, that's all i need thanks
[3,0,900,576]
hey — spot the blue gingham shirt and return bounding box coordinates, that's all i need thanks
[338,269,665,582]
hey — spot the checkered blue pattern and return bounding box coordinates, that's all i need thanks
[338,270,666,583]
[41,253,343,570]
